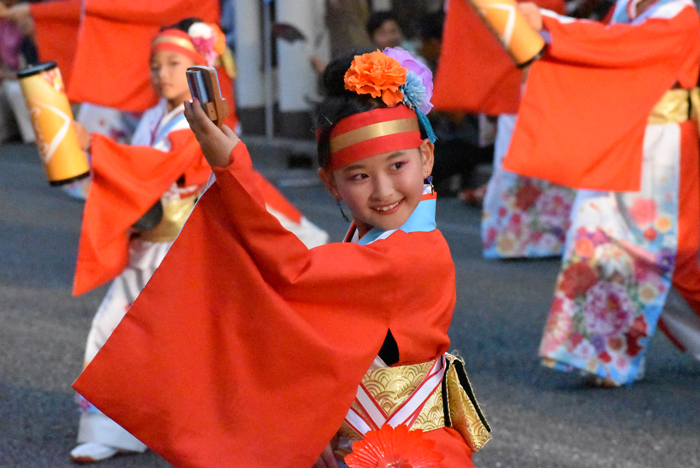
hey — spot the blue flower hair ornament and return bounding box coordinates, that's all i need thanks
[383,47,438,144]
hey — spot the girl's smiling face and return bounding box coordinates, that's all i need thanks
[150,50,196,111]
[320,139,434,237]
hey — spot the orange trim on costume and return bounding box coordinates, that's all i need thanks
[151,29,206,65]
[328,105,423,172]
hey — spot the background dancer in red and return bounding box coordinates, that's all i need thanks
[433,0,576,259]
[68,19,216,463]
[508,0,700,385]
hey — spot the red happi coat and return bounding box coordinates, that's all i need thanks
[73,133,302,296]
[29,0,81,88]
[30,0,219,111]
[502,0,700,191]
[73,129,211,296]
[432,0,565,115]
[30,1,239,126]
[68,0,219,111]
[73,143,473,467]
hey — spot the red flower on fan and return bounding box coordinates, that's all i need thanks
[345,425,444,468]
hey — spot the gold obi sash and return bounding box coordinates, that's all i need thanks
[339,353,491,452]
[648,88,700,126]
[137,195,197,243]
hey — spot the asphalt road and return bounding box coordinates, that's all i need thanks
[1,141,699,468]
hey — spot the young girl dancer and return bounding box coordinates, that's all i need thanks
[70,18,326,463]
[73,48,490,467]
[68,18,215,463]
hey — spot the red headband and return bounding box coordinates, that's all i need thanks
[151,29,206,65]
[327,105,423,171]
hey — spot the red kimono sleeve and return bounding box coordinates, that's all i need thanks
[72,143,455,468]
[66,0,219,112]
[502,6,700,191]
[29,0,81,88]
[211,146,454,361]
[73,129,210,295]
[252,171,303,223]
[432,0,565,115]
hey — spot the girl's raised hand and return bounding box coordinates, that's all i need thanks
[184,98,239,168]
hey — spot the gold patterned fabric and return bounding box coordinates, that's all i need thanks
[137,195,197,243]
[648,88,700,126]
[338,353,491,452]
[443,353,492,452]
[338,360,444,441]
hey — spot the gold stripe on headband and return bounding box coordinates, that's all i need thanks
[330,118,419,153]
[152,35,198,54]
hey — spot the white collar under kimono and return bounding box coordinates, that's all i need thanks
[611,0,693,24]
[130,99,188,151]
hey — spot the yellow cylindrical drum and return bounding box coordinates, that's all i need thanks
[18,62,89,186]
[466,0,546,67]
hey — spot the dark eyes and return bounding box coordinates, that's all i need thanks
[347,161,407,180]
[150,61,181,71]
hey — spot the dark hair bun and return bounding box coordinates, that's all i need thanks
[161,17,204,33]
[321,48,373,97]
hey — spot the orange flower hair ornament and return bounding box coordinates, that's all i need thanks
[345,425,444,468]
[344,50,407,107]
[343,49,437,144]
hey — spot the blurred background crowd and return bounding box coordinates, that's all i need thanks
[0,0,616,203]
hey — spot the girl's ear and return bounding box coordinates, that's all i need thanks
[318,167,341,200]
[419,138,435,177]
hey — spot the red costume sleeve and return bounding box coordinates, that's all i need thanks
[72,143,456,467]
[66,0,219,112]
[73,130,210,296]
[502,6,700,191]
[432,0,564,115]
[252,171,303,224]
[29,0,81,88]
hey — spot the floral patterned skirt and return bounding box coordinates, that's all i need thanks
[482,114,575,258]
[539,123,682,385]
